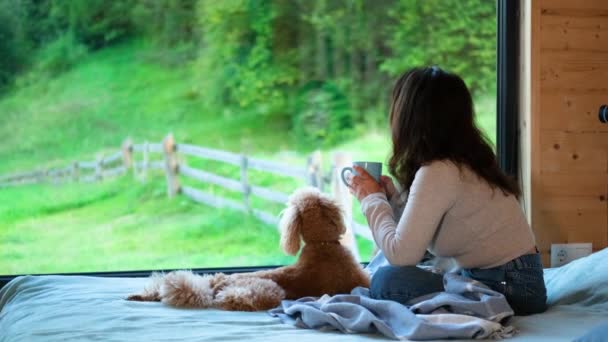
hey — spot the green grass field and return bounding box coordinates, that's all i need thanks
[0,40,496,275]
[0,177,298,274]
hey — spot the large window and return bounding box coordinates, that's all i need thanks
[0,0,497,276]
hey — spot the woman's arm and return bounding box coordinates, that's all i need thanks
[380,175,407,219]
[388,190,407,219]
[360,161,461,266]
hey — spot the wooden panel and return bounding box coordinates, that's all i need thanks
[540,51,608,90]
[530,0,544,265]
[540,0,608,12]
[542,12,608,30]
[539,196,606,230]
[540,131,608,173]
[532,0,608,266]
[567,225,606,246]
[541,15,608,52]
[540,91,608,132]
[536,194,607,266]
[536,221,607,259]
[541,172,608,197]
[537,196,607,248]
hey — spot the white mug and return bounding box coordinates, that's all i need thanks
[341,161,382,187]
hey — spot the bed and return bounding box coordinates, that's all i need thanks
[1,248,607,342]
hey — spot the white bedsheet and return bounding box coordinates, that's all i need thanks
[1,249,607,341]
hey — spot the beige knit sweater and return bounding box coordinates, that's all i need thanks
[360,160,536,269]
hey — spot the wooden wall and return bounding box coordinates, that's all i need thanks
[520,0,608,266]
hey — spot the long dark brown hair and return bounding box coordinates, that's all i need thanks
[388,66,520,197]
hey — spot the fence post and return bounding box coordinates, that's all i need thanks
[240,155,251,212]
[122,138,133,173]
[36,170,45,184]
[72,162,79,182]
[95,155,104,181]
[163,133,180,198]
[47,168,56,184]
[307,150,323,190]
[141,141,149,182]
[332,152,360,261]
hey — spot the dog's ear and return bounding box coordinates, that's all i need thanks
[279,205,302,255]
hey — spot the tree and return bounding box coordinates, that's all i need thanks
[381,0,497,96]
[49,0,136,49]
[0,0,53,89]
[131,0,199,48]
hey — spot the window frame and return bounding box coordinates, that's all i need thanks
[496,0,520,178]
[0,1,519,290]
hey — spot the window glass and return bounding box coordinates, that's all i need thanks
[0,0,496,275]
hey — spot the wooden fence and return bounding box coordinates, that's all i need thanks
[0,134,373,259]
[0,150,128,186]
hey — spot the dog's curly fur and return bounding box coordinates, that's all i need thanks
[127,187,370,311]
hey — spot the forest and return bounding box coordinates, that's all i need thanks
[1,0,496,147]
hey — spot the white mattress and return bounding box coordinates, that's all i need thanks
[1,249,607,341]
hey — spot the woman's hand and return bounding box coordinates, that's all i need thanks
[379,175,397,201]
[348,166,383,202]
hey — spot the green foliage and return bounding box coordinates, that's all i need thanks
[0,40,295,175]
[293,81,353,147]
[7,0,55,49]
[35,32,88,76]
[131,0,198,48]
[194,0,496,148]
[196,0,297,117]
[381,0,497,96]
[0,12,21,89]
[130,0,199,65]
[48,0,136,49]
[0,0,135,90]
[0,0,45,89]
[297,0,395,124]
[1,0,497,140]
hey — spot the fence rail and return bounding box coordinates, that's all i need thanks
[176,143,241,166]
[101,151,123,166]
[247,157,309,180]
[178,164,242,193]
[0,133,374,259]
[78,161,97,169]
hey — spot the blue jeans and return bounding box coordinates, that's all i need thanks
[370,253,547,316]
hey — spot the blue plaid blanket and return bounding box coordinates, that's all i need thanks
[269,272,515,340]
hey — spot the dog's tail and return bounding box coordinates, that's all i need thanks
[160,270,215,308]
[126,272,164,302]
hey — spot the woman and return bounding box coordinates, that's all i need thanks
[347,66,547,315]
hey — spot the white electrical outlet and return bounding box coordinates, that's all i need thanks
[551,243,593,267]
